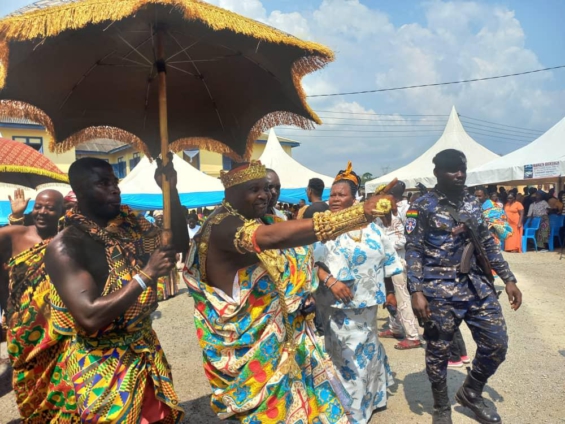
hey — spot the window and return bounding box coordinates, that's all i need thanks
[129,152,141,170]
[118,156,124,163]
[112,162,127,179]
[222,154,234,171]
[12,136,43,153]
[184,149,200,170]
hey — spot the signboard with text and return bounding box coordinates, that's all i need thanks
[523,161,560,179]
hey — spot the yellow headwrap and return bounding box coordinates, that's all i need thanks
[334,161,360,188]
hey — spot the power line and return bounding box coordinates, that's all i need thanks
[276,133,438,138]
[280,125,535,139]
[285,123,447,127]
[280,128,444,133]
[308,64,565,97]
[460,115,544,132]
[465,130,531,143]
[317,116,446,122]
[276,131,528,145]
[282,120,538,136]
[315,111,544,133]
[315,110,448,117]
[460,122,539,138]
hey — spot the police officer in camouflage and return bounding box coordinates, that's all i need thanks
[405,149,522,424]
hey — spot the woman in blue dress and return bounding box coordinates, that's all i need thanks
[315,163,403,424]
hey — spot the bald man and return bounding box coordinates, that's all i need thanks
[0,190,79,422]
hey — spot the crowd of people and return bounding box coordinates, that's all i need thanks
[0,148,530,424]
[468,185,564,252]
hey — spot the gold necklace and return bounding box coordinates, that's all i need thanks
[221,199,246,220]
[347,229,363,243]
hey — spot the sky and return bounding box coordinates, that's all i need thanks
[1,0,565,177]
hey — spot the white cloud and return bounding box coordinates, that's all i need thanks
[313,0,394,40]
[205,0,311,39]
[208,0,267,20]
[204,1,565,176]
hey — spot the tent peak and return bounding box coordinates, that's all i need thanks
[442,106,465,137]
[264,128,286,155]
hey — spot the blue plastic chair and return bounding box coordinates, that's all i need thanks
[548,215,565,251]
[522,217,541,253]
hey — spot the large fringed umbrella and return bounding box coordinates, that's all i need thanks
[0,0,333,239]
[0,137,68,187]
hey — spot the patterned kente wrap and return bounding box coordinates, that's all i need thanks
[49,206,184,423]
[6,240,79,423]
[183,213,351,423]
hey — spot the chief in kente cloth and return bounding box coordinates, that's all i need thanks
[405,149,522,424]
[184,160,395,423]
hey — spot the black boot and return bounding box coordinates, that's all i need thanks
[431,381,452,424]
[455,371,501,423]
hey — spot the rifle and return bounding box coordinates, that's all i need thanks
[459,220,495,284]
[444,205,500,296]
[416,182,428,196]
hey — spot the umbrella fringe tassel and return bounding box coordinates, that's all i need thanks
[0,0,334,59]
[169,137,243,162]
[0,164,68,182]
[0,99,56,141]
[56,126,153,159]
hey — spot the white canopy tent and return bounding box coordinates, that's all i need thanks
[366,106,499,191]
[36,183,72,196]
[467,116,565,186]
[259,129,334,202]
[119,154,224,209]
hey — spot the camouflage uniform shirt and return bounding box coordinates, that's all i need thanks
[405,188,516,301]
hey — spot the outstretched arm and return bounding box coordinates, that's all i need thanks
[214,196,386,255]
[45,238,177,334]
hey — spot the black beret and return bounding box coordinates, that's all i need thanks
[433,149,467,170]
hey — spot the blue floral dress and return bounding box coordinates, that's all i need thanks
[315,222,402,424]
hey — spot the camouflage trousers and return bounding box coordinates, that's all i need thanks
[425,291,508,383]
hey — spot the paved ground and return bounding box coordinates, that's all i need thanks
[1,251,565,423]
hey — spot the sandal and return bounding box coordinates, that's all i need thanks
[378,329,403,339]
[394,339,422,350]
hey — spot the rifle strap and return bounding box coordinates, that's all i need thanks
[442,204,500,296]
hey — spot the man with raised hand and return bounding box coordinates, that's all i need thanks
[1,189,79,422]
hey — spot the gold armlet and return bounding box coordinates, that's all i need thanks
[8,214,24,225]
[234,221,262,254]
[313,204,368,242]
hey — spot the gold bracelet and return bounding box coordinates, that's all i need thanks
[312,203,368,242]
[138,270,154,283]
[8,214,24,225]
[234,220,262,254]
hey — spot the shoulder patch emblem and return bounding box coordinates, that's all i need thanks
[405,217,417,234]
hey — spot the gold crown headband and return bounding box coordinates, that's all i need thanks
[220,160,267,189]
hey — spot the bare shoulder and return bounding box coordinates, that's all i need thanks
[0,224,28,239]
[209,214,244,247]
[46,226,88,262]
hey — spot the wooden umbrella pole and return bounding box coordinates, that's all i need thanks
[157,28,172,245]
